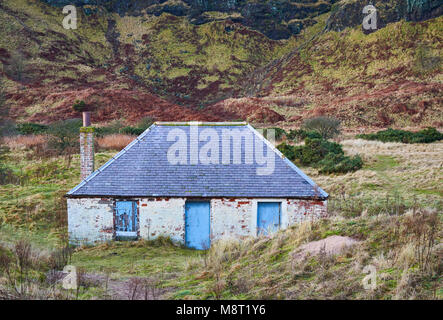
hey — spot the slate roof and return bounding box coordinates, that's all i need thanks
[66,122,328,199]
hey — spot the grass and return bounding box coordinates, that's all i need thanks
[0,134,441,299]
[71,240,203,280]
[303,139,443,210]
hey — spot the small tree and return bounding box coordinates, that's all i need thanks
[72,100,87,113]
[302,116,341,140]
[47,119,82,167]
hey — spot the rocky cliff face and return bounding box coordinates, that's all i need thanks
[40,0,336,40]
[326,0,442,32]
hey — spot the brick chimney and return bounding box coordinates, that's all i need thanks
[80,111,94,180]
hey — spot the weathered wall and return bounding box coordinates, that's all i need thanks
[211,198,290,241]
[286,199,328,224]
[67,198,114,245]
[68,197,327,245]
[139,198,186,243]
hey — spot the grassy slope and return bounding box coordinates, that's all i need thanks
[0,137,441,299]
[236,15,443,128]
[0,0,297,121]
[0,1,441,127]
[114,13,297,106]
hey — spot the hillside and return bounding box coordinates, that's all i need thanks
[0,0,441,128]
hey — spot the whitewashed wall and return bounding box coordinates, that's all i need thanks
[67,198,114,245]
[139,198,186,243]
[67,197,327,245]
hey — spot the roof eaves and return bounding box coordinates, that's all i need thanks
[66,124,157,197]
[246,124,329,199]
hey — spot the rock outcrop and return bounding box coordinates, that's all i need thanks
[326,0,442,32]
[40,0,336,40]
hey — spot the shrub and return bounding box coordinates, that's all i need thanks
[318,153,363,174]
[72,100,87,112]
[47,119,82,166]
[120,126,145,136]
[93,120,126,137]
[287,129,322,142]
[16,123,48,135]
[302,116,341,140]
[277,142,296,161]
[356,127,443,144]
[409,127,443,143]
[136,117,154,131]
[94,118,154,137]
[277,138,361,174]
[263,127,287,141]
[297,138,344,166]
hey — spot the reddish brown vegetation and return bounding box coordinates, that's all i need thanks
[96,134,135,151]
[207,98,285,123]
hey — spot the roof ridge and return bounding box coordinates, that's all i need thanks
[154,121,247,126]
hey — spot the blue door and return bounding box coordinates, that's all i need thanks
[185,201,210,250]
[115,201,138,238]
[257,202,281,235]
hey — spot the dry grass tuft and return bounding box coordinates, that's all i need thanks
[2,135,46,150]
[96,134,135,151]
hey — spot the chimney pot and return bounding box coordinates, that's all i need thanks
[82,111,91,127]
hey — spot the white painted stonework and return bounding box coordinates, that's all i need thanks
[67,197,327,245]
[67,198,114,245]
[139,198,186,243]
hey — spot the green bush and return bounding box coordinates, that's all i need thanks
[298,138,344,166]
[356,127,443,144]
[93,120,125,137]
[16,123,48,135]
[263,127,287,140]
[120,126,145,136]
[136,117,154,131]
[277,137,361,174]
[302,116,341,140]
[72,100,87,112]
[277,142,296,161]
[318,153,363,174]
[47,119,82,156]
[287,129,322,142]
[95,117,154,137]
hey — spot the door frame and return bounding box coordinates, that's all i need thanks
[114,199,139,240]
[256,201,282,236]
[185,200,211,250]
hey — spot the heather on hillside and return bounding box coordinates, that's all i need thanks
[0,1,441,128]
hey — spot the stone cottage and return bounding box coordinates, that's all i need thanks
[66,121,328,249]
